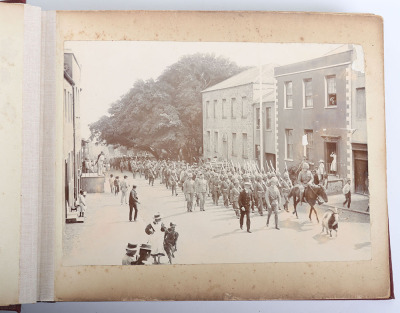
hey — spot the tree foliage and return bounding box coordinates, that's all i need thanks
[89,53,246,161]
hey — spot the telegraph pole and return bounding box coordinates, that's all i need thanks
[259,64,264,171]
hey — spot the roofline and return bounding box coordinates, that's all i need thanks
[274,50,353,77]
[201,82,274,93]
[65,52,81,70]
[274,61,352,78]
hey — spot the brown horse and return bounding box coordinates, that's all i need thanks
[288,184,328,222]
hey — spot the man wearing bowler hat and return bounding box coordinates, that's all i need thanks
[128,184,140,222]
[238,182,252,233]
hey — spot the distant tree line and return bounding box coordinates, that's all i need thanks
[89,53,247,161]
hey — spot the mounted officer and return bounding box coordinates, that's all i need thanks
[297,162,313,204]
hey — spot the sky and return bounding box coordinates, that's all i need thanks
[64,41,359,139]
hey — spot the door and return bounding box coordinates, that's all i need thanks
[354,159,368,194]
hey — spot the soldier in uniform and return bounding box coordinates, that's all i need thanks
[221,175,230,208]
[231,180,241,218]
[281,172,293,212]
[195,171,208,211]
[148,166,155,186]
[170,170,178,196]
[227,173,234,205]
[183,173,195,212]
[297,162,313,204]
[238,181,252,233]
[213,174,221,206]
[131,161,137,179]
[266,177,281,230]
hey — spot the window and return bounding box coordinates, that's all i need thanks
[214,132,218,153]
[242,133,248,158]
[241,96,247,118]
[67,92,71,123]
[305,129,313,160]
[213,100,217,118]
[303,79,313,108]
[64,90,67,121]
[256,108,260,129]
[206,131,211,151]
[285,129,293,160]
[266,107,272,130]
[326,75,337,107]
[206,101,210,118]
[231,98,236,118]
[255,144,260,160]
[356,88,366,118]
[284,81,293,108]
[232,133,237,156]
[222,99,227,118]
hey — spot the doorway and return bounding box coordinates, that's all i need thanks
[354,159,368,195]
[325,142,338,175]
[265,153,276,171]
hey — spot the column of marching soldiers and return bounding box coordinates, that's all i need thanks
[110,157,295,232]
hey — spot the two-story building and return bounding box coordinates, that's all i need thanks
[63,51,83,221]
[274,47,367,193]
[201,65,276,169]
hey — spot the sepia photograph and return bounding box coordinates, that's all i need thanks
[62,41,370,266]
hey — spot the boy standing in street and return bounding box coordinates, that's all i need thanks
[343,179,351,208]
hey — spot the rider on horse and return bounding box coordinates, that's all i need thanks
[297,162,313,204]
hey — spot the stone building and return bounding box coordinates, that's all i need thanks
[201,65,276,169]
[274,46,367,193]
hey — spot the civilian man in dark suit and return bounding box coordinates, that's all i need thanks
[238,182,252,233]
[128,185,140,222]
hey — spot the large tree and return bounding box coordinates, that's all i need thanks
[89,53,246,161]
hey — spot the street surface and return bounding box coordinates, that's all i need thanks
[63,170,371,266]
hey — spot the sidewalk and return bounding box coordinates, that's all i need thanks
[322,193,370,215]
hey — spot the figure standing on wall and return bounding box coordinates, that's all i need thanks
[330,152,337,174]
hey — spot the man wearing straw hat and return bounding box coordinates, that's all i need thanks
[132,244,152,265]
[122,243,138,265]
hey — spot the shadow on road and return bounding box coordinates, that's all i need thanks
[212,228,247,239]
[312,232,337,244]
[354,241,371,250]
[163,211,195,220]
[279,218,315,233]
